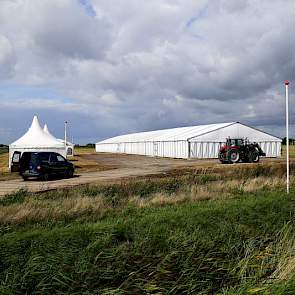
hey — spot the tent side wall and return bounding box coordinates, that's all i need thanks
[189,123,281,158]
[189,142,223,158]
[96,141,189,158]
[188,141,281,158]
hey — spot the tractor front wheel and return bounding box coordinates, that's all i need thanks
[249,151,259,163]
[218,152,227,163]
[227,149,240,163]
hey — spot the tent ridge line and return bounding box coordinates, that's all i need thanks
[186,122,236,141]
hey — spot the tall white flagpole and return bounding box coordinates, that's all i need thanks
[285,80,290,194]
[65,121,68,158]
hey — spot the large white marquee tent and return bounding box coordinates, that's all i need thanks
[9,116,67,168]
[96,122,282,159]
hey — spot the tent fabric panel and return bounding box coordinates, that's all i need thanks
[95,143,118,153]
[155,141,188,158]
[189,142,222,158]
[96,141,189,158]
[96,140,281,159]
[258,142,281,157]
[188,141,281,158]
[97,122,235,144]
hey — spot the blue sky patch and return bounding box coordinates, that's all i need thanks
[78,0,96,17]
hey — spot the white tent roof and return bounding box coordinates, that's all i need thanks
[10,116,64,148]
[97,122,281,144]
[44,124,74,146]
[43,124,55,138]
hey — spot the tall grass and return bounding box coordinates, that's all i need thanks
[0,189,295,294]
[0,168,290,227]
[0,162,294,294]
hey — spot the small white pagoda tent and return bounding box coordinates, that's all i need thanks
[43,124,75,157]
[9,116,66,168]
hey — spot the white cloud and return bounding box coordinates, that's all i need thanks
[0,35,15,79]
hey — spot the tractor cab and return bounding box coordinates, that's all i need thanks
[226,138,244,147]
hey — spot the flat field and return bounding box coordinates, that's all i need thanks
[0,146,295,294]
[0,147,292,196]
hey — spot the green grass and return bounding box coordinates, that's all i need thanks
[1,150,295,294]
[0,186,295,294]
[0,188,28,206]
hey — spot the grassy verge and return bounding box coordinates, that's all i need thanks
[0,166,295,294]
[0,152,18,181]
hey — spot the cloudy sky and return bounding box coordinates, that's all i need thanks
[0,0,294,144]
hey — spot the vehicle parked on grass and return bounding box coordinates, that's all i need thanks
[219,138,266,164]
[11,151,74,181]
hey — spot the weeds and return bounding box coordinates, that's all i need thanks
[0,189,29,206]
[0,190,295,294]
[0,170,291,227]
[0,162,295,294]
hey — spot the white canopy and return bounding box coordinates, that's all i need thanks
[43,123,56,139]
[44,123,75,156]
[11,116,64,148]
[9,116,66,167]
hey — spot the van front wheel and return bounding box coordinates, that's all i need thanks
[42,173,49,181]
[66,169,74,178]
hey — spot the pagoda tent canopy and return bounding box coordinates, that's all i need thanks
[43,124,56,139]
[9,116,66,167]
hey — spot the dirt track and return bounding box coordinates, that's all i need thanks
[0,153,282,197]
[0,153,216,196]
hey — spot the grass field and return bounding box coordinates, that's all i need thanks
[0,151,15,181]
[0,161,295,294]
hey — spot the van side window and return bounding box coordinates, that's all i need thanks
[57,155,65,162]
[40,153,50,162]
[50,154,58,163]
[12,153,20,162]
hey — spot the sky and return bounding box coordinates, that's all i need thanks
[0,0,295,144]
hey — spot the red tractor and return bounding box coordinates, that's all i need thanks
[218,138,266,164]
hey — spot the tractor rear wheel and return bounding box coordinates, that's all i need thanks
[227,149,240,163]
[249,151,259,163]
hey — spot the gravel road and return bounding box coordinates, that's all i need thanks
[0,153,215,196]
[0,153,281,197]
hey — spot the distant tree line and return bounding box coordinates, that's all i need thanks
[75,143,95,148]
[282,137,295,145]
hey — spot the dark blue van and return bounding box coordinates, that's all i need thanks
[11,151,74,181]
